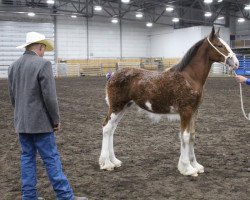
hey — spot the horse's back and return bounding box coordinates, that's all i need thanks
[107,67,159,87]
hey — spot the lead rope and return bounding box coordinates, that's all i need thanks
[206,37,250,120]
[233,71,250,120]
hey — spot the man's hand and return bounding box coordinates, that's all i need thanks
[53,123,61,132]
[235,75,247,83]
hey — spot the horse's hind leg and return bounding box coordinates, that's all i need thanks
[189,114,204,173]
[99,107,126,170]
[108,109,126,167]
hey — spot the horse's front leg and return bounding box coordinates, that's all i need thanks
[178,112,199,176]
[189,115,204,173]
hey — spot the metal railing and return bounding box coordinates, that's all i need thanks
[231,40,250,49]
[0,65,9,78]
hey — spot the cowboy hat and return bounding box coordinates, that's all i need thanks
[16,32,54,51]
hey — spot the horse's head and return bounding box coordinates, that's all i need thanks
[207,27,239,71]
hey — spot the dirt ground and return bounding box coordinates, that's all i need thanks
[0,76,249,200]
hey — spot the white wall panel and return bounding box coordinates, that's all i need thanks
[56,16,87,60]
[0,21,54,64]
[150,26,201,58]
[200,26,230,43]
[122,21,150,58]
[56,16,150,60]
[235,20,250,36]
[0,21,54,78]
[150,26,230,59]
[88,17,120,58]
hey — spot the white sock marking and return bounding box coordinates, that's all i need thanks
[145,101,153,111]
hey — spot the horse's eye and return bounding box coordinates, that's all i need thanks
[217,45,223,48]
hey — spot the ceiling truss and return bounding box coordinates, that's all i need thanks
[0,0,249,28]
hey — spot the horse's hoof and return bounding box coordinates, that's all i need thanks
[99,159,115,171]
[178,163,198,176]
[198,168,204,173]
[100,164,115,171]
[111,158,122,168]
[191,172,198,177]
[196,165,204,173]
[191,162,204,174]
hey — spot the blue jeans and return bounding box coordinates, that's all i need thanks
[19,132,74,200]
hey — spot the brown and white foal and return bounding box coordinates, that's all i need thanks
[99,27,239,176]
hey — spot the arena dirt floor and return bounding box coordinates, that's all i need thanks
[0,76,250,200]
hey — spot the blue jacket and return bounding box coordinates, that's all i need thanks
[246,79,250,85]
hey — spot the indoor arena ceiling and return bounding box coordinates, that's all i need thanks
[0,0,250,28]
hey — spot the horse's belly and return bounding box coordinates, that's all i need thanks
[136,105,180,123]
[135,99,176,114]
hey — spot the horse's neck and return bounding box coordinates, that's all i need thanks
[183,44,213,87]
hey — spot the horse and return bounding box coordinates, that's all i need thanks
[99,27,239,177]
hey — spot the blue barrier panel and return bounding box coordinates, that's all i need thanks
[236,55,250,75]
[245,68,250,75]
[235,69,245,75]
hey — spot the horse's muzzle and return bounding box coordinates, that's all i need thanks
[226,56,239,70]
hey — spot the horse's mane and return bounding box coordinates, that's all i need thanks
[171,38,205,71]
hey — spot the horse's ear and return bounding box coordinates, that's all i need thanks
[216,27,220,37]
[209,26,215,39]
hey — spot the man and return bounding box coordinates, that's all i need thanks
[235,74,250,85]
[8,32,87,200]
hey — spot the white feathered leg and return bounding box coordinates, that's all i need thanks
[178,130,198,176]
[109,109,126,167]
[99,115,116,171]
[109,129,122,167]
[99,110,125,170]
[189,114,204,173]
[189,134,204,173]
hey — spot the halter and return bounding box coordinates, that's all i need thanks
[206,37,235,65]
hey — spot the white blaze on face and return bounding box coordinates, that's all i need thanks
[219,38,233,54]
[145,101,153,111]
[219,38,239,68]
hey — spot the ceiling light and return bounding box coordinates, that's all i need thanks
[121,0,130,3]
[111,18,119,23]
[166,7,174,12]
[204,12,212,17]
[94,5,102,11]
[204,0,213,4]
[217,0,223,2]
[172,18,179,23]
[47,0,54,4]
[71,15,77,18]
[238,18,245,23]
[28,12,35,17]
[146,22,153,27]
[217,16,224,20]
[135,12,143,18]
[244,5,250,10]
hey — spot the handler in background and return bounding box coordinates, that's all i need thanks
[235,74,250,85]
[8,32,87,200]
